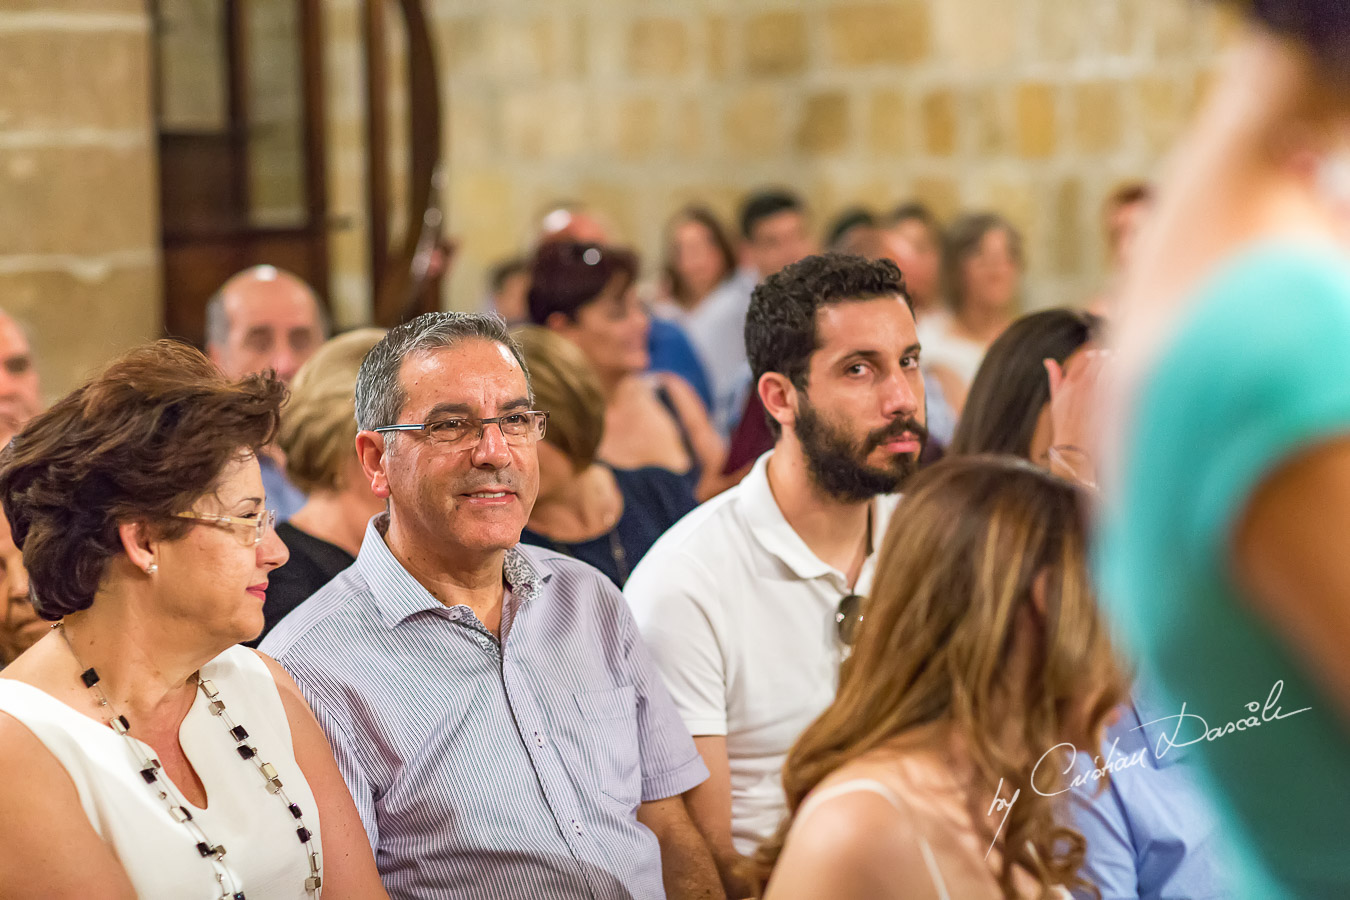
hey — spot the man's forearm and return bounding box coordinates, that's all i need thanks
[658,819,725,900]
[709,843,754,900]
[639,796,726,900]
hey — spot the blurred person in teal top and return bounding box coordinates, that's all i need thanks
[1099,2,1350,896]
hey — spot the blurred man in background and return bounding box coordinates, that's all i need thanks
[206,265,328,518]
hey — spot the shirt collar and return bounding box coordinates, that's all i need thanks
[740,451,897,588]
[1126,672,1191,768]
[354,514,546,629]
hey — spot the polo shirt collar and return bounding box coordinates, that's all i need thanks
[739,452,842,582]
[354,514,545,629]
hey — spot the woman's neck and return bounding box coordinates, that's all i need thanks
[289,487,381,556]
[953,302,1009,346]
[529,465,624,543]
[56,588,213,727]
[679,278,720,310]
[596,366,639,401]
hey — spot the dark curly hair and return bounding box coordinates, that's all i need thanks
[744,253,911,438]
[0,340,284,619]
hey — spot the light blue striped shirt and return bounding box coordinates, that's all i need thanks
[261,517,708,900]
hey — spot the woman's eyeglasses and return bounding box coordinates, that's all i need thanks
[174,508,278,547]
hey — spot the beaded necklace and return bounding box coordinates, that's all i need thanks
[56,623,322,899]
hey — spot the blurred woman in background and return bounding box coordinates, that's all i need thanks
[755,456,1124,900]
[514,327,695,586]
[256,328,386,642]
[530,240,726,502]
[657,206,739,318]
[951,308,1101,466]
[923,213,1024,414]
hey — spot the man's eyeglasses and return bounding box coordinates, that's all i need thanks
[174,509,277,547]
[373,410,549,450]
[836,593,865,646]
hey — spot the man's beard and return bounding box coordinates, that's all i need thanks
[794,397,926,503]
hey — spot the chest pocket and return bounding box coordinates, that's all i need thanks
[572,685,641,810]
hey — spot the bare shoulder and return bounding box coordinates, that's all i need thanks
[0,710,136,897]
[252,648,301,694]
[655,371,698,403]
[0,708,80,821]
[249,649,316,723]
[765,781,929,900]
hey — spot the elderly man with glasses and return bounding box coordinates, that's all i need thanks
[261,312,720,900]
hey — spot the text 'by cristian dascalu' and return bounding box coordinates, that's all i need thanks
[982,679,1310,859]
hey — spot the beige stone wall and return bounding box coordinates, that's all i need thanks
[0,0,161,399]
[369,0,1234,318]
[3,0,1241,383]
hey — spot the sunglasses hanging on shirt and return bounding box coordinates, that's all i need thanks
[835,593,865,646]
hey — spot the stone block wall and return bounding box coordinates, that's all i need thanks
[0,0,161,398]
[3,0,1241,387]
[345,0,1234,318]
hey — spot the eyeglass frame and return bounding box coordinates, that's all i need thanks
[835,593,865,647]
[173,508,278,547]
[371,410,550,447]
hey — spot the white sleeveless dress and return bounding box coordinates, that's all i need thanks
[0,645,322,899]
[795,778,1071,900]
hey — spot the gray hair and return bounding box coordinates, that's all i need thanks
[204,266,332,350]
[354,311,531,432]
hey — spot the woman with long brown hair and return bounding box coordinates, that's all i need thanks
[755,456,1125,899]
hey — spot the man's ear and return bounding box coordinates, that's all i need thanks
[758,372,798,436]
[355,431,393,499]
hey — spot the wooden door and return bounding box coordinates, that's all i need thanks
[153,0,329,345]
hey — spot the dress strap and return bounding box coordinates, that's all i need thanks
[794,778,953,899]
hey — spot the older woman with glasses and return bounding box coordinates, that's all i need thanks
[0,341,388,899]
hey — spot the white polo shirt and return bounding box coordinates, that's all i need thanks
[623,451,900,854]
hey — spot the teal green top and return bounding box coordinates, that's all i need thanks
[1098,241,1350,898]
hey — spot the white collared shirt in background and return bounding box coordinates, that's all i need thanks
[624,451,900,854]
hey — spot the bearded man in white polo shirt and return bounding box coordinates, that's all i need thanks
[624,252,927,896]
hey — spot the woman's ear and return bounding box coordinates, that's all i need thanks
[117,520,157,575]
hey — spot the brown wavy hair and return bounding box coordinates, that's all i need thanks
[753,455,1126,897]
[0,340,284,619]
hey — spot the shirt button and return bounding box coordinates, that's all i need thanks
[572,819,583,835]
[534,732,544,747]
